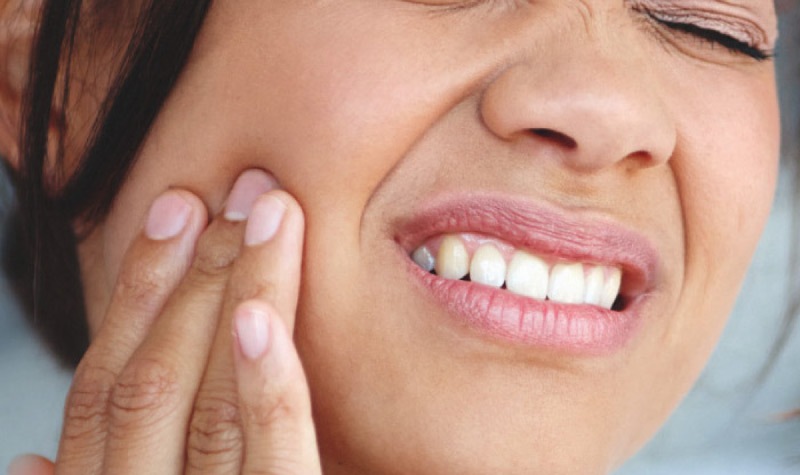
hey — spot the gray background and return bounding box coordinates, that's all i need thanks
[1,6,799,473]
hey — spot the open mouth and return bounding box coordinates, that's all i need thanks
[394,195,658,354]
[410,233,626,311]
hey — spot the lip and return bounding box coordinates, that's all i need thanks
[393,194,660,355]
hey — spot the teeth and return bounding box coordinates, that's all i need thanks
[412,246,435,272]
[583,266,605,306]
[412,235,624,309]
[435,235,469,280]
[470,244,506,288]
[548,263,585,304]
[600,268,622,310]
[506,251,549,300]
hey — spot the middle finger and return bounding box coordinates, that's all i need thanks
[186,183,305,474]
[100,170,276,474]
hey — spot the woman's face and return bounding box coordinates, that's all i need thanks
[76,1,779,473]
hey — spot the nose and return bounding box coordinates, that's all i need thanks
[480,37,676,174]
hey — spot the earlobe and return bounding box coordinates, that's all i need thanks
[0,0,42,170]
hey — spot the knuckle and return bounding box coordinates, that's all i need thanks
[114,260,170,313]
[233,280,279,305]
[108,358,180,432]
[243,392,306,429]
[193,246,237,278]
[249,457,308,475]
[187,394,243,467]
[62,361,116,440]
[189,230,241,282]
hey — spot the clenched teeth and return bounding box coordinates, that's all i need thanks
[548,263,585,305]
[470,244,506,288]
[412,246,435,272]
[435,235,469,280]
[411,235,623,310]
[506,252,548,300]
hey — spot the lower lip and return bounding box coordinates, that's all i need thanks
[403,255,642,355]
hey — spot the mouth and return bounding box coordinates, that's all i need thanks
[394,195,659,355]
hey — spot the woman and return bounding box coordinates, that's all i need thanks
[0,0,783,473]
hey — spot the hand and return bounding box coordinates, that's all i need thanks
[9,169,321,475]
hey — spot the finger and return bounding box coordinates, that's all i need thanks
[100,170,276,474]
[187,190,304,474]
[56,190,207,475]
[233,301,321,475]
[7,454,55,475]
[237,191,305,328]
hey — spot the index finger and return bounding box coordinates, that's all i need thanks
[56,190,207,475]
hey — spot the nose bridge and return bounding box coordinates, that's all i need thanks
[479,5,677,173]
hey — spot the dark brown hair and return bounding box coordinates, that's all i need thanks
[2,0,212,366]
[2,1,798,374]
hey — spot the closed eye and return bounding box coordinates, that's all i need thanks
[653,17,773,61]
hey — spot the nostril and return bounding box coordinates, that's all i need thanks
[529,128,578,149]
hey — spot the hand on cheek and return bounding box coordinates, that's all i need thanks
[9,169,320,475]
[229,194,320,474]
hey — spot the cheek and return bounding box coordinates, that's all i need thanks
[685,90,777,287]
[670,74,779,367]
[93,3,464,320]
[218,17,455,204]
[598,71,782,455]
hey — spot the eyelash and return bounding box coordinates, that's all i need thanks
[642,11,773,61]
[420,1,775,62]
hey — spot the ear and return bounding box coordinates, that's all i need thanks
[0,0,41,170]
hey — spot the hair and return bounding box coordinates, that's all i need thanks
[1,1,798,376]
[2,0,212,366]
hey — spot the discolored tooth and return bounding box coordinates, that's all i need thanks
[470,243,506,288]
[583,266,605,306]
[600,267,622,310]
[435,235,469,280]
[506,251,549,300]
[412,246,435,272]
[548,263,585,304]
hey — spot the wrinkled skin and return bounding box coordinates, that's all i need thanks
[1,1,781,474]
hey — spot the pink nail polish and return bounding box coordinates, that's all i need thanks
[145,193,191,241]
[234,306,271,360]
[245,195,286,246]
[224,170,279,222]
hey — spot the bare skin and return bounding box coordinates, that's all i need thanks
[10,171,323,474]
[1,0,782,474]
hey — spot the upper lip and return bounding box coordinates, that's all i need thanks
[393,193,660,298]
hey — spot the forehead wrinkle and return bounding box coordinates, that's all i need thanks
[563,0,617,42]
[565,0,641,52]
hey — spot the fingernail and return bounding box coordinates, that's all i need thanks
[245,195,286,246]
[8,455,46,475]
[7,456,25,475]
[145,192,192,241]
[234,306,271,360]
[225,170,279,222]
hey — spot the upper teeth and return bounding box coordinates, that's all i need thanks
[412,235,622,310]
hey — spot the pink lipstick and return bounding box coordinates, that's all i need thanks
[394,194,659,354]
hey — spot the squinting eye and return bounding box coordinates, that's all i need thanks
[402,0,483,6]
[642,10,773,61]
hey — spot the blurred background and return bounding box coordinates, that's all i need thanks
[1,3,799,473]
